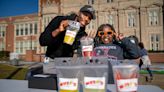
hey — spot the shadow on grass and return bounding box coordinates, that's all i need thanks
[0,64,28,80]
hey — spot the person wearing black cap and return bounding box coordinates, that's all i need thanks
[39,5,96,59]
[93,24,140,84]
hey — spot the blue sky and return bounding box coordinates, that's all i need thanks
[0,0,38,18]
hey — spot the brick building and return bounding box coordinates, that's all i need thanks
[0,0,164,62]
[0,14,40,61]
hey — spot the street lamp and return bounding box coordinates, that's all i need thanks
[139,0,142,42]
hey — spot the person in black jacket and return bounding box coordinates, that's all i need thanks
[39,5,96,59]
[93,24,140,84]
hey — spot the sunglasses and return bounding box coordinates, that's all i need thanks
[98,30,114,37]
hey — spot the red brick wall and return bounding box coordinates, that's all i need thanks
[25,50,36,62]
[0,14,38,53]
[33,54,44,62]
[6,20,14,52]
[149,53,164,63]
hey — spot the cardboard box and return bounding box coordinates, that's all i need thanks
[28,74,58,90]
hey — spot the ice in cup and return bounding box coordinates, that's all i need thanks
[113,64,139,92]
[64,20,80,45]
[80,37,94,59]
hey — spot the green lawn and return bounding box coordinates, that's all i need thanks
[140,70,164,74]
[0,64,28,80]
[0,63,164,80]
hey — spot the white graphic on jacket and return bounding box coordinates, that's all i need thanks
[93,44,124,60]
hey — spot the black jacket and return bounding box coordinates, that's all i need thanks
[39,14,87,59]
[94,37,140,60]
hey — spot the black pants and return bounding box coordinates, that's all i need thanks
[139,59,153,77]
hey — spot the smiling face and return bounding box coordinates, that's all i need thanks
[98,26,115,44]
[77,12,92,27]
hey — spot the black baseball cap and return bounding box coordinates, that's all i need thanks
[80,5,96,20]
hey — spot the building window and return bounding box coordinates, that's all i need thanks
[88,0,94,4]
[87,20,95,29]
[16,25,19,36]
[16,40,33,54]
[24,41,28,52]
[148,10,159,26]
[34,23,38,34]
[127,13,135,27]
[30,23,33,35]
[0,30,4,37]
[20,41,23,53]
[0,26,6,37]
[33,41,38,50]
[107,0,113,3]
[20,24,24,35]
[2,27,5,37]
[150,34,160,51]
[42,16,52,32]
[43,18,47,30]
[108,15,114,25]
[0,27,1,37]
[16,42,19,53]
[0,26,5,50]
[0,41,5,51]
[26,41,30,50]
[25,24,28,35]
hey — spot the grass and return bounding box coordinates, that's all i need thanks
[140,70,164,74]
[0,63,164,80]
[0,63,163,89]
[0,64,28,80]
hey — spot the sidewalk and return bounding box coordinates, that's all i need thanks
[1,61,164,70]
[151,63,164,70]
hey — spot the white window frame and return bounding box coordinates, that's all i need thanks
[15,24,19,36]
[42,15,53,32]
[0,25,6,51]
[29,23,33,35]
[127,12,136,27]
[34,22,38,34]
[107,0,113,3]
[0,41,5,51]
[150,34,160,51]
[25,23,28,35]
[88,0,94,4]
[87,20,95,30]
[20,24,24,36]
[0,26,6,37]
[148,10,159,26]
[15,41,19,53]
[108,14,114,25]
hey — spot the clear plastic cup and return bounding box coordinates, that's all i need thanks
[113,64,139,92]
[81,57,108,92]
[55,58,82,92]
[64,20,80,45]
[80,37,94,59]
